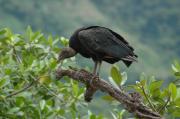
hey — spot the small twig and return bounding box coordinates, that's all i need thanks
[6,81,34,98]
[158,94,170,113]
[140,86,157,112]
[5,75,38,98]
[12,46,22,64]
[40,84,64,102]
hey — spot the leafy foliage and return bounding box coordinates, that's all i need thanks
[0,27,88,118]
[0,27,180,119]
[105,62,180,118]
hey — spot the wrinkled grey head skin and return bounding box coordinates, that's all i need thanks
[58,47,77,62]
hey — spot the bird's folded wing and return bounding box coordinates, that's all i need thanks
[78,28,135,59]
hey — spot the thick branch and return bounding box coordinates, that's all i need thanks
[56,68,164,119]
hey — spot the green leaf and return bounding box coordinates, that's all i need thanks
[121,72,127,85]
[175,97,180,106]
[102,95,114,102]
[57,109,65,115]
[111,66,122,85]
[177,88,180,98]
[90,114,96,119]
[8,107,20,114]
[0,76,10,88]
[34,33,44,43]
[175,72,180,76]
[72,82,79,96]
[38,75,51,85]
[60,37,69,46]
[52,38,60,46]
[168,83,177,100]
[47,35,53,46]
[0,36,9,43]
[140,79,146,87]
[111,112,118,119]
[40,100,46,110]
[26,26,33,41]
[96,115,104,119]
[16,97,25,107]
[118,109,126,119]
[172,64,178,72]
[174,60,180,70]
[49,58,57,69]
[149,80,163,94]
[140,72,146,81]
[172,108,180,117]
[0,28,7,35]
[5,68,12,75]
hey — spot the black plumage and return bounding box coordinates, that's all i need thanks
[58,26,137,75]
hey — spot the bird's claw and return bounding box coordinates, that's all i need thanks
[89,75,99,89]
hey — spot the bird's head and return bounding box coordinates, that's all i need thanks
[57,47,77,62]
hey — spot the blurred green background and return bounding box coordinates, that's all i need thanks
[0,0,180,117]
[0,0,179,86]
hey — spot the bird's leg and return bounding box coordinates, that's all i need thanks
[85,60,101,102]
[89,61,99,88]
[89,61,101,88]
[93,61,102,75]
[93,61,98,75]
[96,61,102,76]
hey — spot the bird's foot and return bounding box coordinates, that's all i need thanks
[89,75,99,89]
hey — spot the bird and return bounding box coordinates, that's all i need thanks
[58,26,137,75]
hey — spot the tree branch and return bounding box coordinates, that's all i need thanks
[5,81,34,98]
[56,68,165,119]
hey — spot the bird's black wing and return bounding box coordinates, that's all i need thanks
[107,29,135,51]
[78,27,136,60]
[80,26,135,51]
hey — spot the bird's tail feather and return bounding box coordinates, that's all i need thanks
[122,55,137,67]
[121,55,138,62]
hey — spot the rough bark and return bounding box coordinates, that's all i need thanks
[56,68,164,119]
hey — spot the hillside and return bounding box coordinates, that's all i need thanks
[0,0,179,80]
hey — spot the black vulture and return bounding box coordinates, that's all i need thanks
[58,26,137,75]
